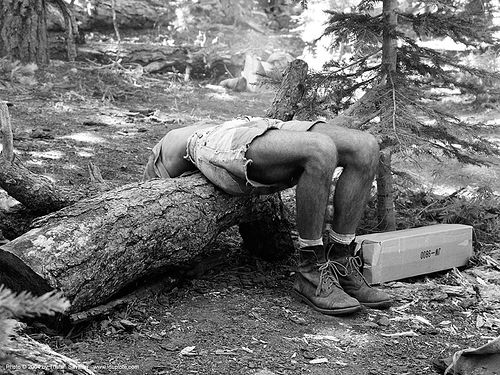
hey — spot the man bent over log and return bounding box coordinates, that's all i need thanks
[143,117,392,315]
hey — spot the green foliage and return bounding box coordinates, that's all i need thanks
[300,0,500,166]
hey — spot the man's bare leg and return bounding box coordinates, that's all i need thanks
[310,121,379,235]
[310,120,392,309]
[245,129,361,315]
[245,130,337,240]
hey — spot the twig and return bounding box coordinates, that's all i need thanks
[0,101,14,162]
[415,201,438,217]
[111,0,121,43]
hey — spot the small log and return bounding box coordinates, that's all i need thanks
[0,157,89,215]
[266,59,308,121]
[1,174,293,313]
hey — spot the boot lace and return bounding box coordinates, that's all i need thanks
[315,260,347,296]
[345,255,371,287]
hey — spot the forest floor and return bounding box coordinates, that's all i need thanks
[1,28,500,375]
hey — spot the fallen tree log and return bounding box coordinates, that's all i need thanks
[47,0,171,31]
[48,41,243,78]
[0,173,293,313]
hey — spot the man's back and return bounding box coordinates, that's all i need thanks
[143,123,214,180]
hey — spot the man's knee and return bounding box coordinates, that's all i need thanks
[355,133,379,172]
[304,134,338,172]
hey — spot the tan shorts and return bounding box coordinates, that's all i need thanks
[185,118,324,195]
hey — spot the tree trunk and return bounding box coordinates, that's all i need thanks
[0,0,49,64]
[382,0,398,72]
[266,59,308,120]
[376,149,396,231]
[376,0,399,231]
[0,174,291,313]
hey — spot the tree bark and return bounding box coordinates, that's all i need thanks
[0,174,291,313]
[0,0,49,64]
[266,59,308,121]
[375,0,399,231]
[382,0,398,73]
[376,149,396,231]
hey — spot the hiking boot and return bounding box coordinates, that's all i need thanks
[292,246,361,315]
[329,242,393,309]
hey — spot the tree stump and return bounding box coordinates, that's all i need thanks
[266,59,308,121]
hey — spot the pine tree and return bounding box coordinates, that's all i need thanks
[298,0,500,230]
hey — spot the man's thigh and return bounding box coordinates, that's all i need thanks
[245,129,330,185]
[309,119,374,166]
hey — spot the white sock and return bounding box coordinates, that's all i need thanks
[298,237,323,249]
[328,230,355,245]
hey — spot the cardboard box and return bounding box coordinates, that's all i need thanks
[357,224,473,284]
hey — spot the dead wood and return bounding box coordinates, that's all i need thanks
[266,59,308,121]
[0,174,292,313]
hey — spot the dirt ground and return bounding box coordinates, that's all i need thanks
[1,31,500,375]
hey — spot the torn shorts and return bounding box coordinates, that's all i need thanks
[185,118,324,196]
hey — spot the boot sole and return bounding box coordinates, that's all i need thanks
[291,290,361,316]
[360,300,393,309]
